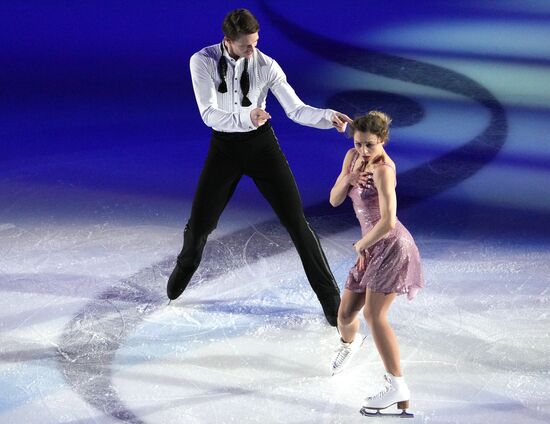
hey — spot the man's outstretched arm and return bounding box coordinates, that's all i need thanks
[268,59,351,132]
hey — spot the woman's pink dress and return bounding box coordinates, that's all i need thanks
[345,154,424,300]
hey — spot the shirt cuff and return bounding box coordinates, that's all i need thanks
[325,109,336,124]
[240,109,255,131]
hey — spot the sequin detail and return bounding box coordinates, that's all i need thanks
[345,154,424,300]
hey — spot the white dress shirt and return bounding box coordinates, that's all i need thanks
[189,42,336,133]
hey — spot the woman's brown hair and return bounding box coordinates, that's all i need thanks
[349,111,392,143]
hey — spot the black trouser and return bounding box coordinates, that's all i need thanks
[177,122,340,299]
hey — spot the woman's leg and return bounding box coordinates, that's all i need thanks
[338,288,365,342]
[331,288,366,374]
[363,290,402,376]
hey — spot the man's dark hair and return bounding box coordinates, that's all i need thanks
[222,9,260,40]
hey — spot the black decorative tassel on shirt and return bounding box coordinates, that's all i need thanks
[218,42,252,107]
[217,50,228,93]
[240,59,252,106]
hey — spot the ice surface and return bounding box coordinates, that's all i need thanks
[1,210,549,423]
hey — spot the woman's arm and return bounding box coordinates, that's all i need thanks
[329,149,356,207]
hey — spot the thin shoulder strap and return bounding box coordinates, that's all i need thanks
[373,161,397,187]
[349,152,359,172]
[375,162,396,174]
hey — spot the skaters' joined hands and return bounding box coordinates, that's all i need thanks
[251,108,271,127]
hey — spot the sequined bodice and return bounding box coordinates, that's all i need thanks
[348,154,397,235]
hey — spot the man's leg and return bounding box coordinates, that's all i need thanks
[167,140,242,300]
[250,136,341,325]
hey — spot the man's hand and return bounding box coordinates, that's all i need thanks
[331,112,353,133]
[251,108,271,127]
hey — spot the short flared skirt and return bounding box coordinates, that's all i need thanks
[345,224,424,300]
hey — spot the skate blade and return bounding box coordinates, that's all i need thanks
[331,366,344,376]
[167,299,172,306]
[360,407,414,418]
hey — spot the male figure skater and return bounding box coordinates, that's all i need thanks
[167,8,352,326]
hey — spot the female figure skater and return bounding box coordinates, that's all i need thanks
[328,111,424,416]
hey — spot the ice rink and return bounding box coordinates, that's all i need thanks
[1,203,549,423]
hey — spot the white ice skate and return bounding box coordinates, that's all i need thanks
[360,372,413,418]
[331,334,365,375]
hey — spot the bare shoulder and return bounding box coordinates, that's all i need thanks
[341,148,356,170]
[373,162,396,186]
[374,158,396,173]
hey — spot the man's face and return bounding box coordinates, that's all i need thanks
[225,32,259,59]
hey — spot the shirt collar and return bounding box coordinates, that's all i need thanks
[221,40,251,66]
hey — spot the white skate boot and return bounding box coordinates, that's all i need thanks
[360,372,413,418]
[331,334,365,375]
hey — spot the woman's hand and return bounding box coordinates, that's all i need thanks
[347,168,372,188]
[355,251,367,271]
[354,240,367,271]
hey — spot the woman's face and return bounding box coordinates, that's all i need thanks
[354,131,384,158]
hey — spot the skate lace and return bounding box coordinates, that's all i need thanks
[367,374,393,400]
[332,345,352,368]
